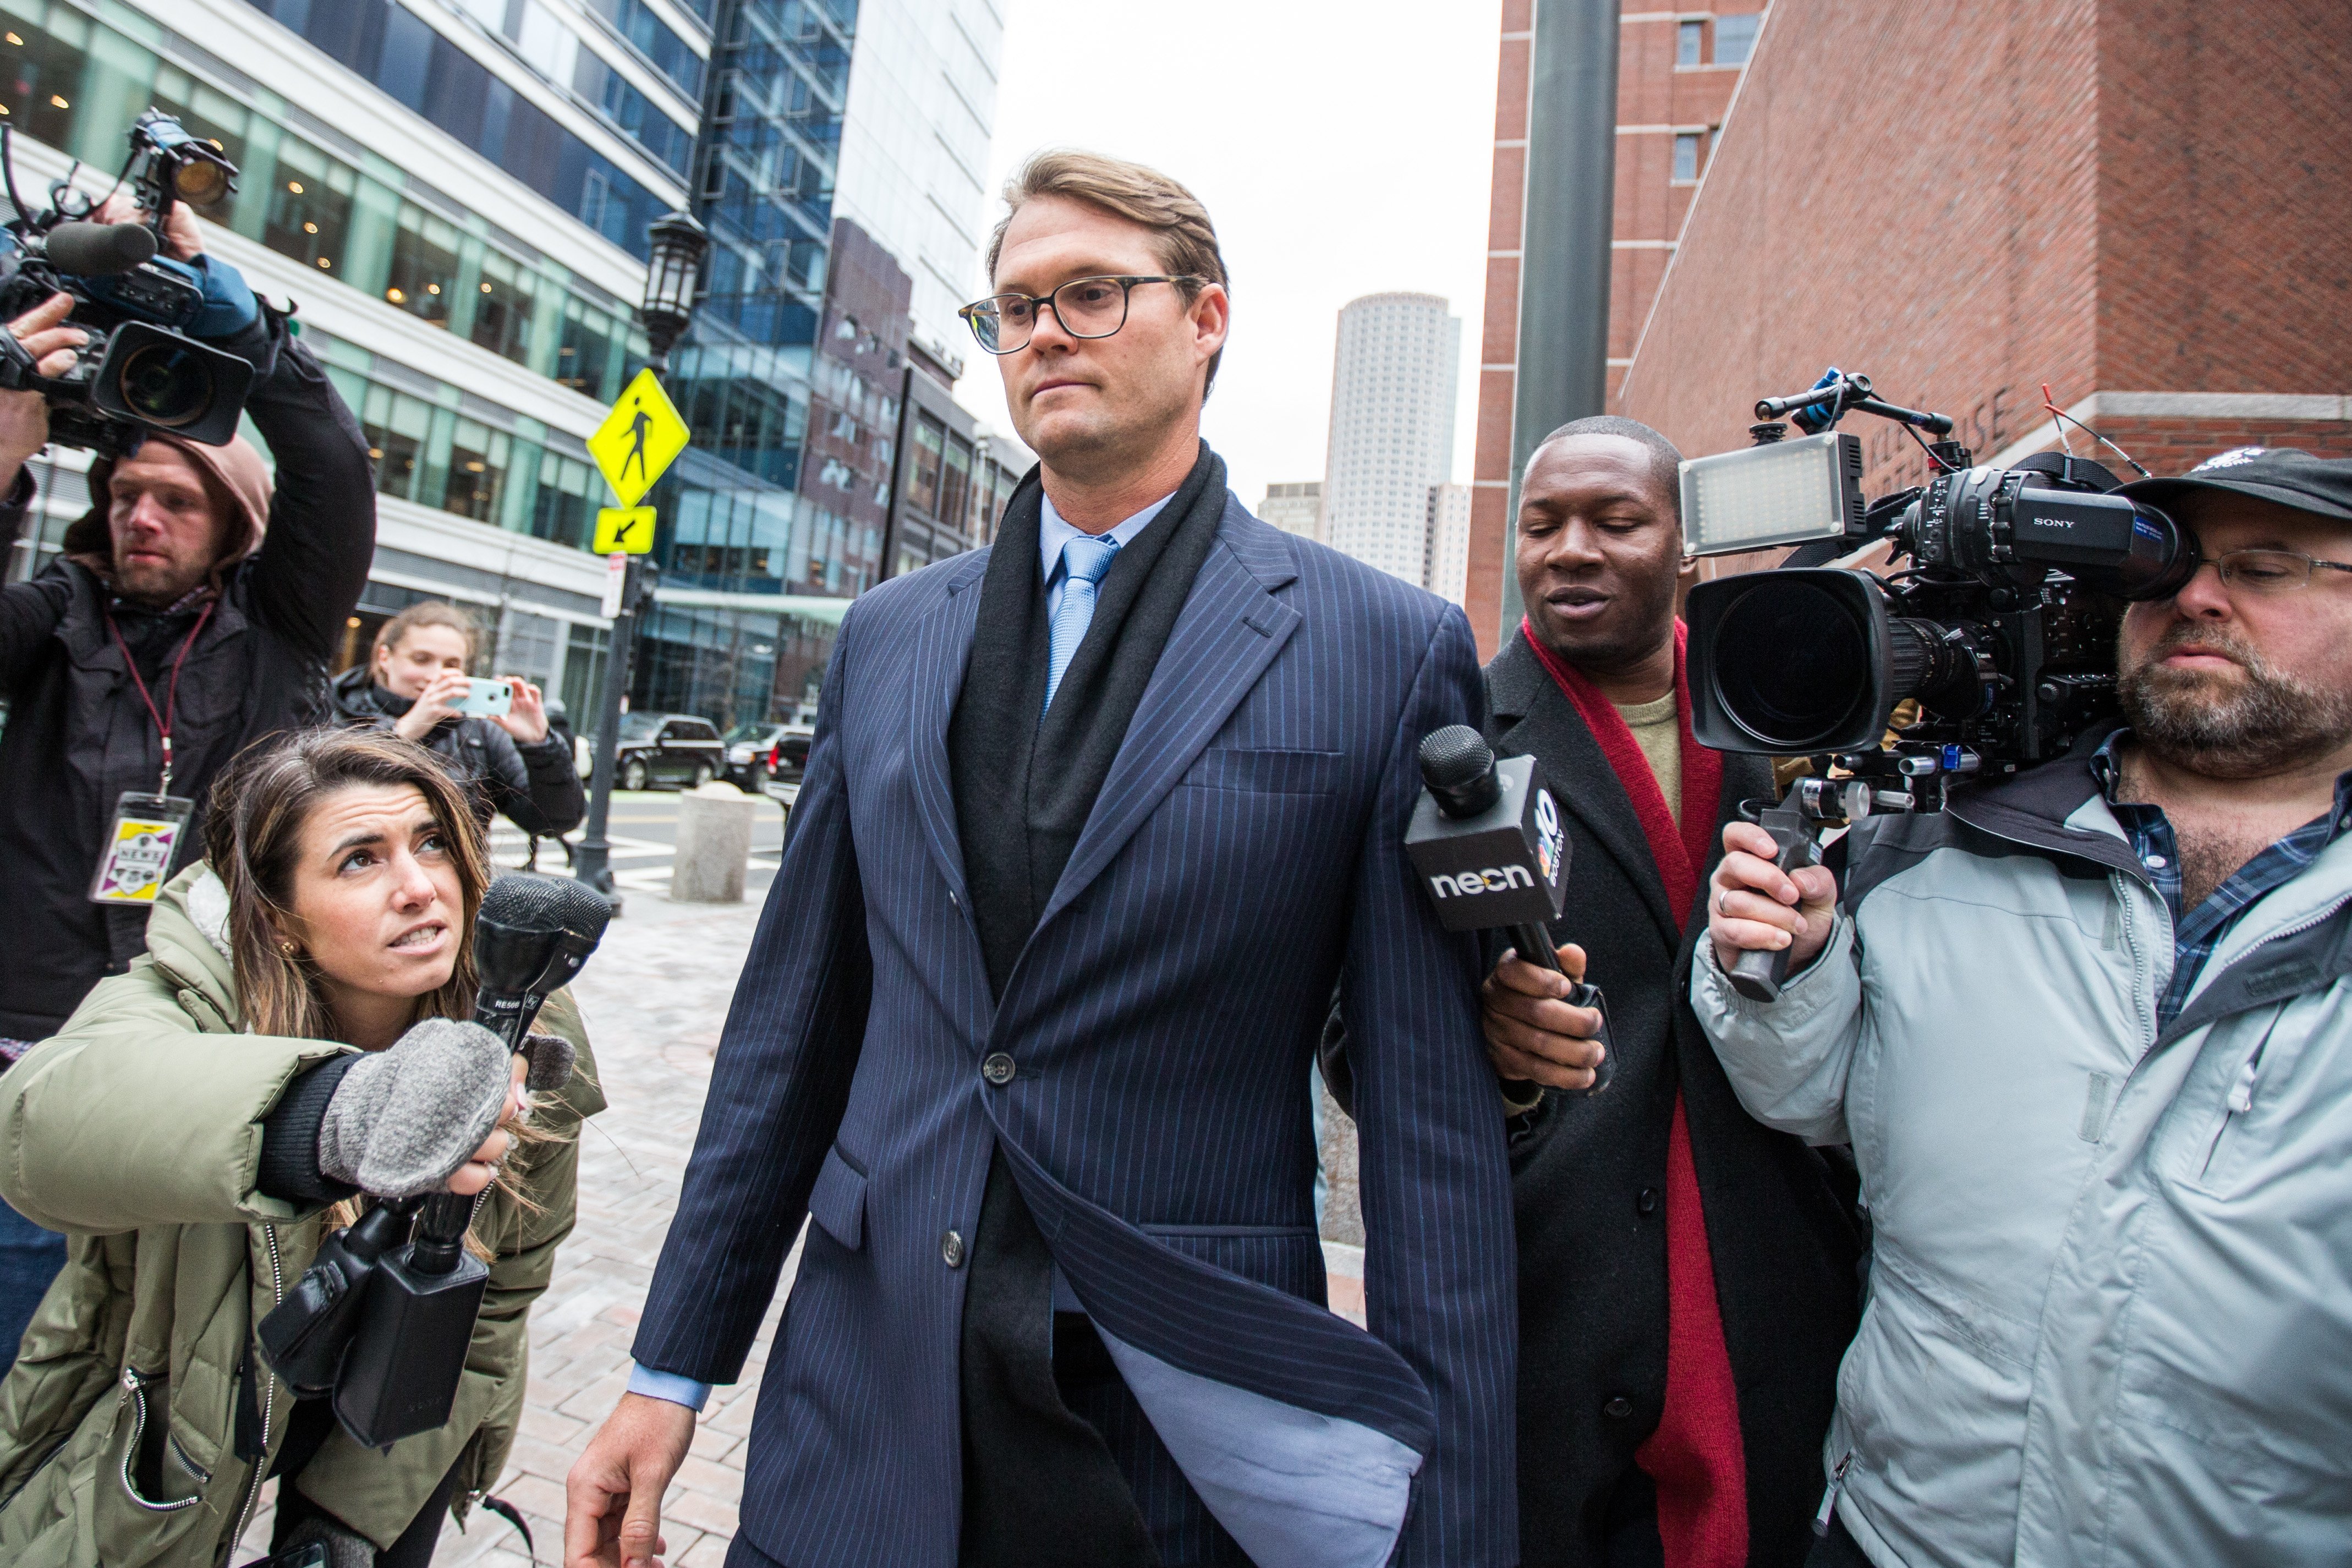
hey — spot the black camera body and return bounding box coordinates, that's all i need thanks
[1682,373,2194,809]
[0,112,254,457]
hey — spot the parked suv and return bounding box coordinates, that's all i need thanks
[578,712,728,792]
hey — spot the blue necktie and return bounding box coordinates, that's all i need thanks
[1044,533,1120,714]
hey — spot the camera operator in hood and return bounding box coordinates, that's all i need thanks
[0,194,375,1350]
[330,601,585,840]
[1691,449,2352,1568]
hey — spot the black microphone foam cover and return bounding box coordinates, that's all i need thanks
[480,871,614,946]
[43,221,157,276]
[1418,725,1501,819]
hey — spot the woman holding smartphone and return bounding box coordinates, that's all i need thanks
[330,601,585,838]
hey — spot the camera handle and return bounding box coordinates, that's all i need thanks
[1729,775,1869,1004]
[1506,920,1616,1097]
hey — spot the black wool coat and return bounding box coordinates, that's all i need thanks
[1484,629,1861,1568]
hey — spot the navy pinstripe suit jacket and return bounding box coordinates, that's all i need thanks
[633,495,1518,1568]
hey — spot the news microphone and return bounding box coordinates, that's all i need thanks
[469,872,614,1048]
[262,877,613,1429]
[1406,726,1614,1096]
[42,220,157,276]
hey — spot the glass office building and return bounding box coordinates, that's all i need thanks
[1,0,1007,733]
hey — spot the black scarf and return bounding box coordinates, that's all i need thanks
[949,442,1228,997]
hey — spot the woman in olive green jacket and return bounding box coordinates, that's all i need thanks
[0,729,604,1567]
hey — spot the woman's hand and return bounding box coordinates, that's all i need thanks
[394,668,474,742]
[445,1057,528,1197]
[494,676,551,745]
[318,1019,519,1200]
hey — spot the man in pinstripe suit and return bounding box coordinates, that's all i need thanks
[566,152,1517,1568]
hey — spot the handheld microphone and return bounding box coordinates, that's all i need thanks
[41,220,157,276]
[1406,726,1614,1097]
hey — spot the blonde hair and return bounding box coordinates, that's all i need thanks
[985,149,1230,392]
[373,600,480,667]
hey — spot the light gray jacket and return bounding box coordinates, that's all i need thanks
[1691,738,2352,1567]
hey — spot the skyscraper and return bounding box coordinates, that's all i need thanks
[1321,292,1460,588]
[1426,481,1471,607]
[0,0,1005,733]
[1259,480,1324,541]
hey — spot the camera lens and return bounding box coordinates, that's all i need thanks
[1711,579,1875,751]
[112,340,214,427]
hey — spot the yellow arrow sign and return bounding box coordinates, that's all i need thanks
[594,505,656,555]
[588,368,690,507]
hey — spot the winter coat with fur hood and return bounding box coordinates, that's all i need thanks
[0,863,603,1567]
[0,306,376,1038]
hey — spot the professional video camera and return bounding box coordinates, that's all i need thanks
[1679,371,2195,997]
[0,111,255,457]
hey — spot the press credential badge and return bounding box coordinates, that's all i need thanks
[90,792,194,904]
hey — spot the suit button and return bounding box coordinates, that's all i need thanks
[1603,1396,1633,1419]
[1637,1188,1658,1215]
[941,1230,966,1268]
[982,1053,1015,1085]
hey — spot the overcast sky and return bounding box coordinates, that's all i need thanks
[961,0,1505,509]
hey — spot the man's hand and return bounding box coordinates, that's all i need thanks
[494,675,551,744]
[393,668,473,742]
[1708,821,1838,977]
[1482,944,1606,1092]
[93,192,203,260]
[567,1392,695,1568]
[0,292,85,484]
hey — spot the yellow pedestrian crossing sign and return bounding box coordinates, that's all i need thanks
[594,505,656,555]
[588,368,690,507]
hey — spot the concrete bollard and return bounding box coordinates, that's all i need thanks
[670,781,760,903]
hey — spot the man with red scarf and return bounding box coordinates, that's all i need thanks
[1477,417,1860,1567]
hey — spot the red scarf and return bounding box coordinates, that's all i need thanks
[1521,619,1748,1568]
[1520,619,1722,925]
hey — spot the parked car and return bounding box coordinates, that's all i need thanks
[577,712,728,792]
[718,722,815,792]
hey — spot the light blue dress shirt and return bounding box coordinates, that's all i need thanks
[627,487,1180,1415]
[1038,489,1175,617]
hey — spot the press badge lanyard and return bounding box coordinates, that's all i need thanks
[87,600,214,906]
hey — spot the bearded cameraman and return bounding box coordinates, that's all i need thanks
[0,197,374,1345]
[1688,451,2352,1568]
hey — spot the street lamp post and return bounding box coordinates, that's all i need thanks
[573,210,709,901]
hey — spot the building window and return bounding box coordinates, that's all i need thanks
[1715,13,1759,63]
[908,415,945,515]
[386,209,461,328]
[1676,19,1702,65]
[1673,131,1702,182]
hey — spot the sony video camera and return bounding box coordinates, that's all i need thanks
[0,111,254,458]
[1679,371,2195,1000]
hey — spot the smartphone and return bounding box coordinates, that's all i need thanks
[450,677,513,718]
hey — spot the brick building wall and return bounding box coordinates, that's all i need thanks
[1610,0,2351,579]
[1467,3,1764,657]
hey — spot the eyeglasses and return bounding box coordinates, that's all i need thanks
[957,275,1201,355]
[2187,547,2352,596]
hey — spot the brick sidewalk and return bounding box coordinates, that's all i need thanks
[236,896,776,1567]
